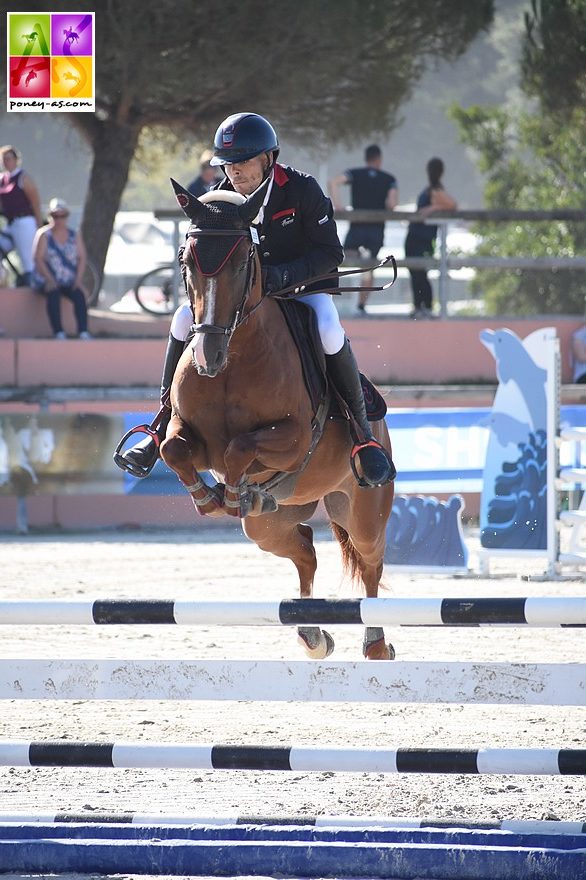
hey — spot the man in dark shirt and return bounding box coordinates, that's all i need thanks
[329,145,398,315]
[187,150,220,197]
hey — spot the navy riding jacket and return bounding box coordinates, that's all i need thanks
[218,163,344,292]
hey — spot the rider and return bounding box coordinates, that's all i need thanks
[114,112,395,488]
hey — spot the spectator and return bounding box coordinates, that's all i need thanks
[187,149,220,197]
[405,157,457,319]
[0,145,42,286]
[571,322,586,384]
[329,145,398,315]
[31,198,92,340]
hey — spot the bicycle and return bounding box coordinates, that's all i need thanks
[80,259,100,307]
[0,246,28,287]
[133,263,187,316]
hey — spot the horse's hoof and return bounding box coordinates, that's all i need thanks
[260,493,278,514]
[297,628,335,659]
[364,640,395,661]
[322,629,335,658]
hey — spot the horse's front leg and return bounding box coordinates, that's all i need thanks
[222,418,311,518]
[160,415,224,517]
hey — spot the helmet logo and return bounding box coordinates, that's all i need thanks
[175,193,190,208]
[222,125,234,147]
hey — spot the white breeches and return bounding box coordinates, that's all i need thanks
[170,291,345,356]
[170,303,193,342]
[0,215,37,273]
[296,292,345,355]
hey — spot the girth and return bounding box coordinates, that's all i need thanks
[249,299,329,504]
[247,392,331,504]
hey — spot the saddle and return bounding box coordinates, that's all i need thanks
[276,299,387,422]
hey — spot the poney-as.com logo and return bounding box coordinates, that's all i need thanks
[6,12,94,112]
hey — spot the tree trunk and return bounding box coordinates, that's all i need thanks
[80,120,141,290]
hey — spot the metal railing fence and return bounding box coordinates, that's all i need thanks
[154,208,586,318]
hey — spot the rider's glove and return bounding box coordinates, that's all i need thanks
[262,263,291,295]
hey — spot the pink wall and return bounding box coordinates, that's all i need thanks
[15,339,166,386]
[344,317,582,384]
[0,495,212,531]
[0,340,16,385]
[1,316,582,387]
[0,287,169,339]
[1,285,581,384]
[0,492,480,530]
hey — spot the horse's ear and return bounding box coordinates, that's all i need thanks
[237,176,272,225]
[170,178,205,222]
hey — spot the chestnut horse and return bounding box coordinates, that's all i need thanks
[160,179,395,660]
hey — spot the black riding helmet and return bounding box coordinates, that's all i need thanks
[210,112,280,166]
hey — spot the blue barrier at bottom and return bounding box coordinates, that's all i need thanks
[2,837,586,879]
[1,822,586,852]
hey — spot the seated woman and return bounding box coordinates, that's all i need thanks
[31,198,91,339]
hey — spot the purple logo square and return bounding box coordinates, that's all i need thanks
[51,13,93,56]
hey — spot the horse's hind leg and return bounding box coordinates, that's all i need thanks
[325,485,394,660]
[243,502,334,659]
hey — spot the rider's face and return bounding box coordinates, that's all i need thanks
[224,154,269,195]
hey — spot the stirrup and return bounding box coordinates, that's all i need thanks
[350,438,396,488]
[113,424,161,478]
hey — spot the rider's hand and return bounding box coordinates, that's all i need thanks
[262,263,291,294]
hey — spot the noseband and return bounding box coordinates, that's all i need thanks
[181,226,259,338]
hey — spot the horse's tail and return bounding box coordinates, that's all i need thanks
[330,522,361,584]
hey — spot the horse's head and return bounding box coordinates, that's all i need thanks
[171,178,270,378]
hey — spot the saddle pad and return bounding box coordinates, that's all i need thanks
[328,373,388,422]
[276,299,326,414]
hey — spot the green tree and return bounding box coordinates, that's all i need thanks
[522,0,586,118]
[450,0,585,315]
[1,0,493,282]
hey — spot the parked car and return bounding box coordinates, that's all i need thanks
[102,212,187,309]
[104,212,176,277]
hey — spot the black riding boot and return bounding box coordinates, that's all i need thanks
[114,334,185,478]
[326,339,396,488]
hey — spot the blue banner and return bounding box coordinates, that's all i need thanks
[1,406,583,497]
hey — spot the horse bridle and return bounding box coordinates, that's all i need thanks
[180,226,260,339]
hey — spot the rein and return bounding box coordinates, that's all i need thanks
[182,225,397,339]
[272,254,397,299]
